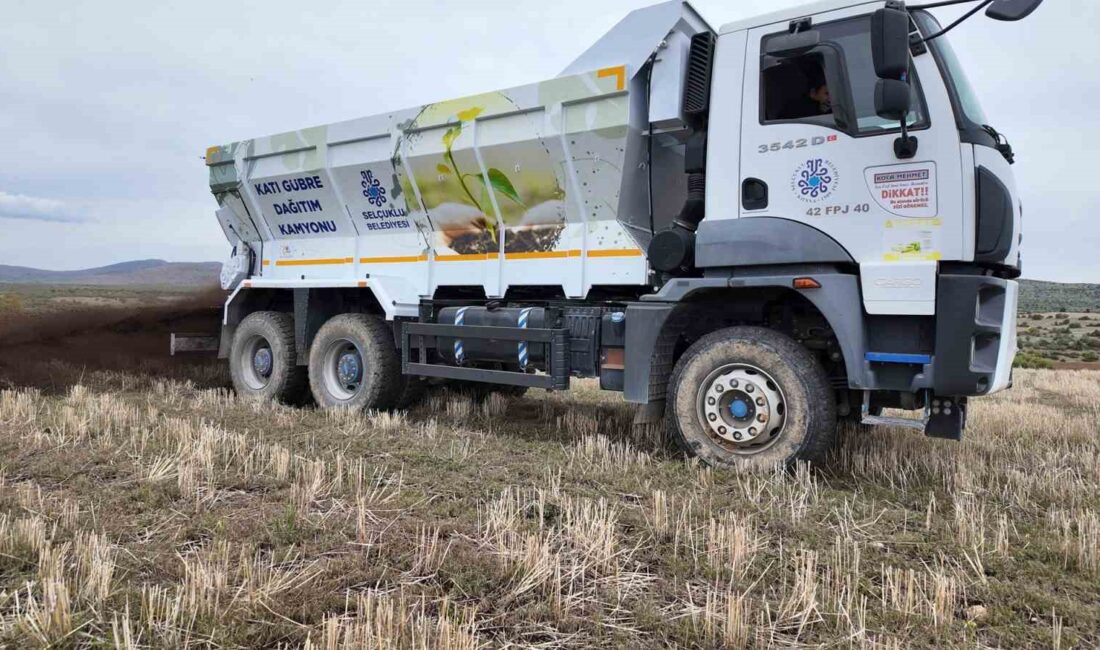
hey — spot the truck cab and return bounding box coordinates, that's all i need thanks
[640,0,1024,440]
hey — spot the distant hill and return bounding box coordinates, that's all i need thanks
[1019,279,1100,313]
[0,259,219,287]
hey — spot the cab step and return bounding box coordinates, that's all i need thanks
[859,393,966,440]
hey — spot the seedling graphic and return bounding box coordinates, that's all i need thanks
[436,107,525,239]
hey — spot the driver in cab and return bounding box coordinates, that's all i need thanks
[785,64,832,118]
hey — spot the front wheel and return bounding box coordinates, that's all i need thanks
[667,326,836,469]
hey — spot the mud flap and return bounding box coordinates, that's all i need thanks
[924,396,966,440]
[632,399,667,447]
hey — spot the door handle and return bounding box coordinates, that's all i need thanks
[742,178,768,211]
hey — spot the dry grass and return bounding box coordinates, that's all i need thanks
[0,358,1099,647]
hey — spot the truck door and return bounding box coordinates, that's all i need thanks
[738,8,964,315]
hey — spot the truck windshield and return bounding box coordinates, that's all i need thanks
[914,11,989,127]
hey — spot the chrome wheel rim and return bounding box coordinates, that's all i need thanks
[239,334,274,390]
[696,363,787,454]
[321,338,364,402]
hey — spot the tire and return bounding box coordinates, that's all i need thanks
[667,326,836,469]
[308,313,402,411]
[230,311,309,404]
[632,400,669,451]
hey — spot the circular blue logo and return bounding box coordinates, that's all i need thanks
[791,158,838,203]
[360,170,387,207]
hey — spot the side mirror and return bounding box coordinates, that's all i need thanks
[876,79,918,159]
[986,0,1043,21]
[875,78,910,120]
[871,3,917,159]
[871,4,910,80]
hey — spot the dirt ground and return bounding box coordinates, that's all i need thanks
[0,297,1099,648]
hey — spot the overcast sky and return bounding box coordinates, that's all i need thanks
[1,0,1094,282]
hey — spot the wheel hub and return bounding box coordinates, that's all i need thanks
[252,347,273,378]
[337,351,362,387]
[700,365,785,445]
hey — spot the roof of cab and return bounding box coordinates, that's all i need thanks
[718,0,880,34]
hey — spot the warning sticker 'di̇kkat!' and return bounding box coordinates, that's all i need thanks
[864,162,938,218]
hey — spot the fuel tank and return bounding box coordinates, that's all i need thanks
[435,306,549,368]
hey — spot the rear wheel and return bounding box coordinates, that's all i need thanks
[668,326,836,469]
[308,314,402,411]
[230,311,308,404]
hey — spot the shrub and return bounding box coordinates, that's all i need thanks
[0,293,24,313]
[1082,351,1099,363]
[1013,352,1054,369]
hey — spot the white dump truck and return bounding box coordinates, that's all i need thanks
[201,0,1041,467]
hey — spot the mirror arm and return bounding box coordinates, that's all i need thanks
[915,0,994,43]
[895,118,918,159]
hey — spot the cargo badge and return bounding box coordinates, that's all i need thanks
[791,158,838,202]
[360,170,387,207]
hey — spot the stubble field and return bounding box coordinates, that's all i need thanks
[0,294,1099,648]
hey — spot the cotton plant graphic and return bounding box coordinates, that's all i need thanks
[436,107,525,238]
[797,158,834,200]
[361,170,387,206]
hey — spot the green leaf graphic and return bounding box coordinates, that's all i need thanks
[442,126,461,150]
[486,168,523,206]
[479,184,492,214]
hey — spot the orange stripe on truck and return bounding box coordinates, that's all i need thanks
[587,248,641,258]
[359,254,428,264]
[505,250,578,260]
[436,253,489,261]
[597,65,626,91]
[274,257,353,267]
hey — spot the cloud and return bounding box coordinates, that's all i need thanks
[0,191,82,223]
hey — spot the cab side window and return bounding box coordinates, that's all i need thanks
[763,55,833,121]
[760,16,928,135]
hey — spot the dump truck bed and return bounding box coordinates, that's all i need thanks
[206,1,712,317]
[206,67,653,310]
